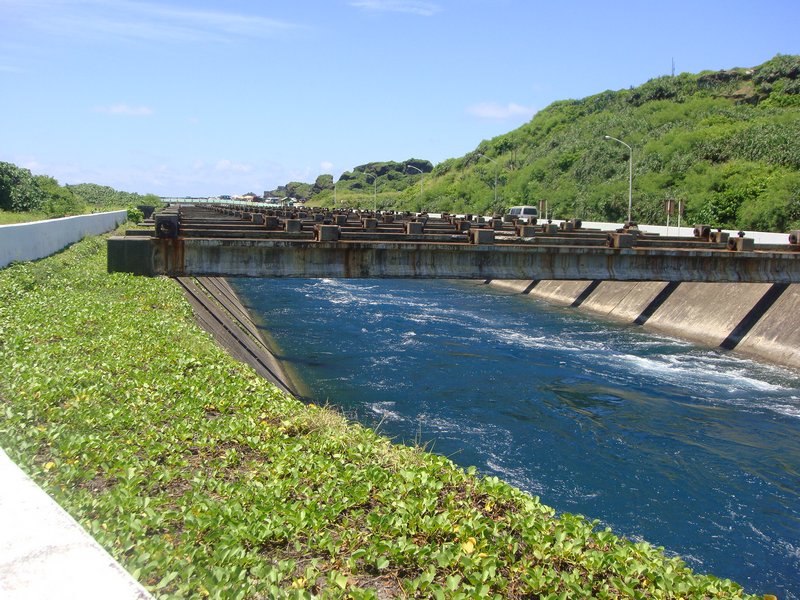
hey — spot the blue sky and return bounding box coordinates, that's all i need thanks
[1,0,798,197]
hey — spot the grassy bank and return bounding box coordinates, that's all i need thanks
[0,207,133,225]
[0,234,758,599]
[0,209,56,224]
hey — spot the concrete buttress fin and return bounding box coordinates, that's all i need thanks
[522,280,539,295]
[719,283,790,351]
[571,280,602,308]
[634,281,681,326]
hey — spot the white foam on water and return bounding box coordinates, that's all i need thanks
[485,457,546,497]
[488,327,626,356]
[419,414,480,436]
[785,540,800,561]
[489,329,579,352]
[402,305,496,329]
[369,355,399,367]
[747,522,772,544]
[300,279,382,307]
[369,401,402,421]
[610,352,788,391]
[400,331,419,346]
[364,379,400,391]
[417,413,510,443]
[597,350,800,420]
[725,398,800,420]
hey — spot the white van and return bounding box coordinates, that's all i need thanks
[507,205,539,222]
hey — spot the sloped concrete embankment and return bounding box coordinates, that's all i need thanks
[489,279,800,369]
[174,276,306,398]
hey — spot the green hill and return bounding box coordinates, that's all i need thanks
[309,54,800,232]
[266,159,434,205]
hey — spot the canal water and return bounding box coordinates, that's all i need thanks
[232,278,800,599]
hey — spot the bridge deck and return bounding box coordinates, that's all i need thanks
[107,205,800,282]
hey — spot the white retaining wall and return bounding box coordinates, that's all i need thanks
[576,221,789,245]
[442,215,790,245]
[0,211,127,269]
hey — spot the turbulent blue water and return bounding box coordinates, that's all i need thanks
[232,278,800,599]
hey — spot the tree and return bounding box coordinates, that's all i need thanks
[0,162,45,212]
[312,174,334,196]
[140,193,164,208]
[34,175,86,217]
[67,183,141,208]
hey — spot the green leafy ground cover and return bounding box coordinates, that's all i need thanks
[0,234,759,599]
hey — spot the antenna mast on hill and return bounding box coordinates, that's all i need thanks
[672,57,675,77]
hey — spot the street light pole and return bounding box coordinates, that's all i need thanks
[603,135,633,223]
[365,172,378,212]
[406,164,424,199]
[477,153,498,209]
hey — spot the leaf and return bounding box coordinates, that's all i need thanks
[332,572,348,590]
[153,571,178,590]
[461,537,476,554]
[446,575,462,591]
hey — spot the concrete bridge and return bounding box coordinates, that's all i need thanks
[107,205,800,283]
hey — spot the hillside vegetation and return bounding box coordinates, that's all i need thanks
[267,159,434,205]
[0,162,161,223]
[308,54,800,232]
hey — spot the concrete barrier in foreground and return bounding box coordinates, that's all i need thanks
[0,211,127,269]
[0,449,153,599]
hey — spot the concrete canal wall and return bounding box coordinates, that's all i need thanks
[489,279,800,369]
[0,211,127,269]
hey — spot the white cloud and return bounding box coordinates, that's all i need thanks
[2,0,303,44]
[320,161,334,172]
[214,159,253,174]
[93,103,154,116]
[466,102,537,121]
[349,1,442,16]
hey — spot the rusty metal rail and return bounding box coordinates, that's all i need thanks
[108,204,800,282]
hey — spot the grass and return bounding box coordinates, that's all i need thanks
[0,209,56,224]
[0,207,129,225]
[0,232,759,599]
